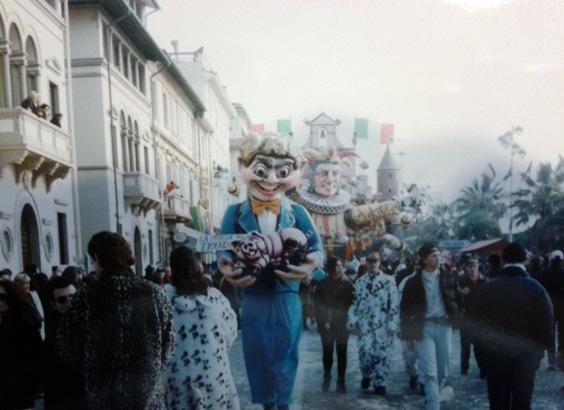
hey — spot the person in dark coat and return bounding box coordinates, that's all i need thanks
[57,231,174,410]
[0,281,43,410]
[469,242,554,410]
[50,113,63,128]
[44,276,86,410]
[314,256,354,393]
[538,250,564,370]
[400,244,459,410]
[456,255,487,376]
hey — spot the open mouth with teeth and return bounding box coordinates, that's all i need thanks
[252,181,282,197]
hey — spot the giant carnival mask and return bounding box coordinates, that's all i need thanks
[239,134,302,201]
[312,158,342,198]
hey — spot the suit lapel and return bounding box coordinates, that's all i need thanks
[277,200,296,229]
[238,199,259,233]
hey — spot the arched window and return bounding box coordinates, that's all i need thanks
[9,23,24,106]
[25,37,39,97]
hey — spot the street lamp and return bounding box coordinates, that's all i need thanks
[497,126,526,241]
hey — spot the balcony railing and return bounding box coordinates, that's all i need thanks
[163,195,192,222]
[123,172,161,214]
[0,108,72,191]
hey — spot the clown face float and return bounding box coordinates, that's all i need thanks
[289,148,410,253]
[216,133,324,407]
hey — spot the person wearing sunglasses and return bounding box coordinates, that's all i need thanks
[0,280,43,410]
[43,276,85,410]
[347,250,400,396]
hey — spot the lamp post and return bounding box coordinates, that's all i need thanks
[498,126,526,242]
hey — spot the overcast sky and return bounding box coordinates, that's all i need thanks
[149,0,564,202]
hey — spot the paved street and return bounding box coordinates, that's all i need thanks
[34,324,564,410]
[229,326,564,410]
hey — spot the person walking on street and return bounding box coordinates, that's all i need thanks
[457,255,487,377]
[44,277,86,410]
[0,281,43,410]
[400,244,459,410]
[57,231,174,410]
[347,251,399,395]
[314,256,354,393]
[398,268,419,391]
[470,242,553,410]
[538,250,564,370]
[164,246,239,410]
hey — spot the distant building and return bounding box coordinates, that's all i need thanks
[377,145,400,200]
[173,49,236,231]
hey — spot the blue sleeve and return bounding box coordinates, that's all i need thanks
[216,204,240,262]
[292,203,325,260]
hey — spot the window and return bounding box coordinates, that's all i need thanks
[163,93,168,129]
[112,36,120,68]
[49,82,59,116]
[138,64,145,93]
[144,146,150,175]
[122,49,129,79]
[131,56,138,87]
[135,143,140,172]
[102,24,109,61]
[57,213,68,264]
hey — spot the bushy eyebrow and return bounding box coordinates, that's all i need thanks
[254,155,294,168]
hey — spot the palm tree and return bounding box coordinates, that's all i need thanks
[453,168,507,241]
[512,157,564,250]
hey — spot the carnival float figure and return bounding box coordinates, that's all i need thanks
[217,134,324,410]
[289,148,409,254]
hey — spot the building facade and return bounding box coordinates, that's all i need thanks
[0,0,81,275]
[173,49,235,231]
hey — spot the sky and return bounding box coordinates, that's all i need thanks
[148,0,564,202]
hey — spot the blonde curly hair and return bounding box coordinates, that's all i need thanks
[239,133,302,169]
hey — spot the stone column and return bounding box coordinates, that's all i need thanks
[0,41,12,107]
[128,133,135,172]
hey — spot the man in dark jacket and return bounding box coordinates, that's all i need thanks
[314,256,354,393]
[400,244,459,410]
[44,277,86,410]
[470,242,553,410]
[457,255,487,376]
[538,250,564,370]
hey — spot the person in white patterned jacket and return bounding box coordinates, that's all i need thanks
[347,250,400,395]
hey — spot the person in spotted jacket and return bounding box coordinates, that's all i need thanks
[347,250,400,395]
[57,232,174,410]
[164,246,239,410]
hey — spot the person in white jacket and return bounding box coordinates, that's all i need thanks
[164,246,239,410]
[347,252,400,395]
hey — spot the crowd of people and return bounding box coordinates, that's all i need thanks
[0,231,562,410]
[20,91,63,128]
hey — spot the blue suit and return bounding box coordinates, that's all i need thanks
[219,198,323,406]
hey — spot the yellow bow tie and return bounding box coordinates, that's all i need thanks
[251,198,281,216]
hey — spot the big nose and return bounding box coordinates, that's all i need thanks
[266,169,277,182]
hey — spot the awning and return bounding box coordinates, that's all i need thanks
[460,238,507,254]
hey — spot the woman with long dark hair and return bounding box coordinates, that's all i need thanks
[57,231,174,410]
[0,281,43,410]
[164,246,239,410]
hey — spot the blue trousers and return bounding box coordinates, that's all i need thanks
[241,292,302,406]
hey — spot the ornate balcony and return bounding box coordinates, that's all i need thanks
[163,195,192,223]
[123,172,161,214]
[0,108,72,191]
